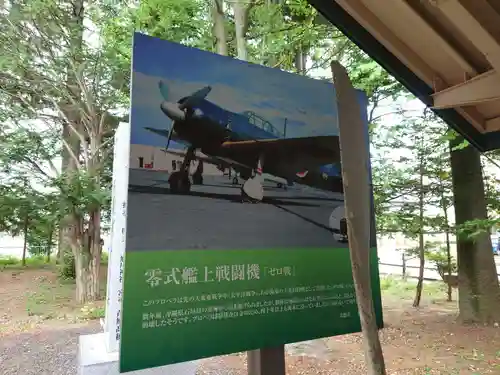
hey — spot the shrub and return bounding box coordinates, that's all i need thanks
[58,251,76,280]
[80,303,106,320]
[425,246,457,281]
[101,251,109,264]
[0,255,20,266]
[0,254,51,269]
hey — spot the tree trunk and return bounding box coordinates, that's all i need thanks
[211,0,228,56]
[59,0,85,266]
[233,0,254,60]
[59,123,80,266]
[47,225,53,263]
[294,45,308,75]
[445,229,452,302]
[413,154,425,307]
[56,227,61,263]
[413,250,425,307]
[450,138,500,324]
[441,187,453,302]
[402,253,406,279]
[74,246,100,304]
[22,215,28,266]
[74,208,101,304]
[90,208,102,299]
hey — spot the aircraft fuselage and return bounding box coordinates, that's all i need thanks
[163,96,341,182]
[173,115,231,151]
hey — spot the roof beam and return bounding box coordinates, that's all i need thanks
[432,69,500,109]
[335,0,436,85]
[431,0,500,72]
[392,0,476,76]
[336,0,488,133]
[486,117,500,132]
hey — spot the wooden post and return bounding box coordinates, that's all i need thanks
[331,61,387,375]
[247,346,286,375]
[402,253,406,279]
[22,214,29,267]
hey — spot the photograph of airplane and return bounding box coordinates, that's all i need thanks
[126,32,374,250]
[145,80,343,202]
[162,148,293,189]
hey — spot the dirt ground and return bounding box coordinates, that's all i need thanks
[0,267,107,335]
[1,268,500,375]
[197,297,500,374]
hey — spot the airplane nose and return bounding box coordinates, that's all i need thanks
[160,101,185,121]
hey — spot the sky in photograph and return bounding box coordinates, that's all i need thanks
[130,32,368,148]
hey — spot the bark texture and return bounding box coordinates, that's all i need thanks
[450,139,500,324]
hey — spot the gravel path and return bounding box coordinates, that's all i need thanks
[0,322,100,375]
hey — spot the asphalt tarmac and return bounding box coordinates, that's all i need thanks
[126,168,355,252]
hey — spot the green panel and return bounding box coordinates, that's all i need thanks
[119,247,383,373]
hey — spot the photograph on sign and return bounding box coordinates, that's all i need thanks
[119,32,383,373]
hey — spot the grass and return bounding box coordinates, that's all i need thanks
[380,274,450,303]
[0,252,109,270]
[0,263,108,330]
[79,303,106,320]
[24,273,108,320]
[25,277,75,318]
[0,254,53,269]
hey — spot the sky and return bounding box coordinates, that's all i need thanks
[130,32,368,149]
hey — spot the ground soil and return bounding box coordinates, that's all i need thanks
[0,267,106,335]
[1,268,500,374]
[197,297,500,374]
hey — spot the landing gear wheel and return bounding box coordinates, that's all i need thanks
[240,187,260,203]
[192,172,203,185]
[241,177,263,203]
[232,177,239,185]
[277,183,283,189]
[169,171,191,194]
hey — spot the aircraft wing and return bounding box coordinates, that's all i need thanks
[165,149,249,170]
[165,149,226,166]
[144,127,185,144]
[220,136,340,166]
[166,148,292,186]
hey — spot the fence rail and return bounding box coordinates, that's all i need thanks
[378,262,441,282]
[379,258,500,281]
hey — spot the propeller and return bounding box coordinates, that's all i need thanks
[158,81,176,150]
[178,86,212,110]
[159,81,169,101]
[164,124,175,150]
[158,81,212,151]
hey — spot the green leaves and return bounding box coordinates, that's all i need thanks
[425,244,457,278]
[0,181,55,241]
[54,169,110,218]
[456,219,500,242]
[0,0,123,270]
[370,105,453,237]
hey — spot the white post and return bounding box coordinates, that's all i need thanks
[104,122,131,353]
[78,121,199,375]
